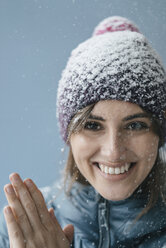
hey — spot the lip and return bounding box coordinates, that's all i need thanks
[92,161,131,168]
[92,162,136,181]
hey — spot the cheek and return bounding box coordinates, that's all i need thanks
[132,134,159,164]
[70,134,98,163]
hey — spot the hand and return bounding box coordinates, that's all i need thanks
[3,173,74,248]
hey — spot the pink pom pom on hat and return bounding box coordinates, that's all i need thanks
[92,16,140,36]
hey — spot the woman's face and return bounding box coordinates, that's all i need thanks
[70,100,159,201]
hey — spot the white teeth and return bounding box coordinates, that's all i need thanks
[98,163,131,175]
[104,167,108,174]
[100,164,104,172]
[125,163,130,171]
[120,166,125,173]
[108,167,114,174]
[115,167,121,175]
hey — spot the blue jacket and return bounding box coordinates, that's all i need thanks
[0,181,166,248]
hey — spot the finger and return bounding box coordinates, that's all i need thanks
[4,184,32,238]
[63,224,74,244]
[3,206,25,248]
[48,208,65,231]
[48,208,72,246]
[48,207,55,217]
[9,173,41,231]
[49,208,74,244]
[24,178,53,229]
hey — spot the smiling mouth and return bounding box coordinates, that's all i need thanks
[93,162,136,175]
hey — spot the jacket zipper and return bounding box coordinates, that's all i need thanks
[98,197,110,248]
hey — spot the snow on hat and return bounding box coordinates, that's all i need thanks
[57,16,166,142]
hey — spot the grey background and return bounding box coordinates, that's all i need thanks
[0,0,166,208]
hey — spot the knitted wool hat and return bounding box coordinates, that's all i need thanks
[57,16,166,142]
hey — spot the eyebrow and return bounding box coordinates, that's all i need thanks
[88,113,150,122]
[88,114,105,121]
[123,113,150,121]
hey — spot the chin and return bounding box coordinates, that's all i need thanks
[99,189,135,201]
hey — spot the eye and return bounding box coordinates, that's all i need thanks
[84,121,102,131]
[125,121,149,131]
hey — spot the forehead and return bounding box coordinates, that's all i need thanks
[91,100,146,120]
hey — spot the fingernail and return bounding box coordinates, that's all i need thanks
[4,184,14,194]
[25,179,33,188]
[4,206,12,215]
[10,173,20,183]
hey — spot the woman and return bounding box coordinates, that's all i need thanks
[0,16,166,248]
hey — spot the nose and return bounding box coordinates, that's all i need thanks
[100,129,126,162]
